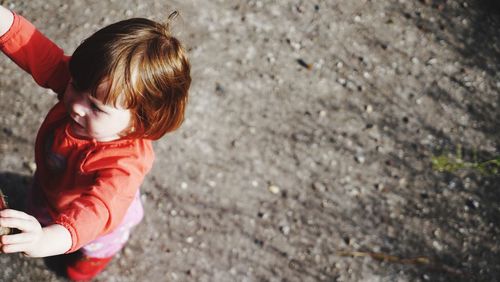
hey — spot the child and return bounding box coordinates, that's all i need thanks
[0,5,190,281]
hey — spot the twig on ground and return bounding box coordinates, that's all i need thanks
[337,250,464,276]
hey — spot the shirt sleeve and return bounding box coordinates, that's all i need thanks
[54,142,154,253]
[0,12,70,96]
[55,166,143,252]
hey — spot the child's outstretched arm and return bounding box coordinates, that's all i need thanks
[0,5,69,95]
[0,5,71,258]
[0,209,71,257]
[0,5,14,37]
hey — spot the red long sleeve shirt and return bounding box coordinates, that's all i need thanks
[0,13,154,252]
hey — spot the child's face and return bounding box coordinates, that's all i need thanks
[63,79,132,142]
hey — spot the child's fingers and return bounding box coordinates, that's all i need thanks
[1,242,28,254]
[1,232,34,245]
[0,217,37,232]
[0,209,33,220]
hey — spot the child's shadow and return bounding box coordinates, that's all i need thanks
[0,171,75,279]
[0,171,30,211]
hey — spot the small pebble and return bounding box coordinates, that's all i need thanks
[279,225,290,235]
[215,82,225,95]
[291,42,301,51]
[434,229,442,238]
[337,78,347,86]
[355,155,365,164]
[268,185,280,194]
[432,241,443,251]
[24,161,37,173]
[465,199,479,209]
[427,58,437,65]
[321,199,330,208]
[374,183,384,191]
[398,178,407,186]
[365,104,373,113]
[267,53,276,64]
[312,181,326,192]
[123,247,133,257]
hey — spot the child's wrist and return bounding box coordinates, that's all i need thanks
[42,224,72,255]
[26,224,71,257]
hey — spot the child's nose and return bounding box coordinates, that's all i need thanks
[72,101,87,117]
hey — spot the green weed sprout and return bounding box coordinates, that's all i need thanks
[431,145,500,175]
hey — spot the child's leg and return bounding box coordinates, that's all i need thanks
[80,192,144,258]
[66,192,144,280]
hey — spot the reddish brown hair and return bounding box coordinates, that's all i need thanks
[69,17,191,140]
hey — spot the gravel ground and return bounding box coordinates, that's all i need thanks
[0,0,499,281]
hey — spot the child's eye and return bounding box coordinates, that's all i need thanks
[91,103,105,113]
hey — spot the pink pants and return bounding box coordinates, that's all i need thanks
[27,187,144,258]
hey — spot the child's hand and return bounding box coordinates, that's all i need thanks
[0,209,71,257]
[0,209,43,257]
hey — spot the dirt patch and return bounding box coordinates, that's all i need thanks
[0,0,499,281]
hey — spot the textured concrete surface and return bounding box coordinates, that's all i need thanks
[0,0,499,281]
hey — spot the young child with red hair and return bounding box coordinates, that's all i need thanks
[0,5,190,280]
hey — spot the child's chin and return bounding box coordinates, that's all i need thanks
[70,122,91,139]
